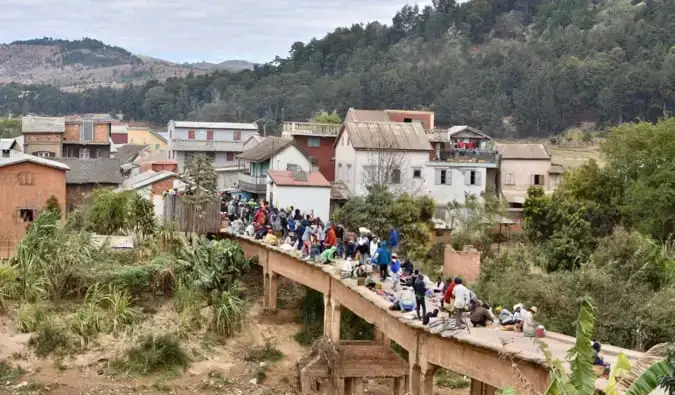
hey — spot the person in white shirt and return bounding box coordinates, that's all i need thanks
[452,278,469,328]
[369,237,379,258]
[521,306,538,336]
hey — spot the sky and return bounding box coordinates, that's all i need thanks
[0,0,432,64]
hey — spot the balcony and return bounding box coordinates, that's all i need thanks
[238,171,267,194]
[281,122,341,138]
[171,139,244,152]
[431,149,499,166]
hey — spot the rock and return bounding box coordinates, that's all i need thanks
[249,378,257,385]
[259,362,266,367]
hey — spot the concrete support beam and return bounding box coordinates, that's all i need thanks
[263,272,278,310]
[344,378,353,395]
[409,362,437,395]
[471,379,497,395]
[353,378,364,395]
[323,295,342,342]
[374,329,391,347]
[393,377,405,395]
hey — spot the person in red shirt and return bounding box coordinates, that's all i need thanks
[443,277,457,308]
[325,224,337,247]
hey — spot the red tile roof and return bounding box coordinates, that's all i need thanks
[267,170,330,188]
[110,133,128,144]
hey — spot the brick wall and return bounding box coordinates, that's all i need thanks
[292,135,336,181]
[385,110,434,130]
[64,123,110,143]
[140,162,178,174]
[151,177,176,195]
[64,123,79,141]
[443,246,481,284]
[0,163,66,258]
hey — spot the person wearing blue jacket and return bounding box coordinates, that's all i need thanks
[389,227,399,252]
[390,253,401,289]
[375,241,391,281]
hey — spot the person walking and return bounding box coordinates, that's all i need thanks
[375,241,391,281]
[412,270,427,320]
[389,226,399,253]
[390,253,401,290]
[452,278,469,328]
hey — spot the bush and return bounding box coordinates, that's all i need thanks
[210,290,245,338]
[18,303,48,333]
[0,263,19,313]
[435,369,470,389]
[29,321,71,357]
[105,285,140,334]
[245,343,284,363]
[0,361,25,383]
[111,334,189,376]
[294,289,324,345]
[173,279,204,337]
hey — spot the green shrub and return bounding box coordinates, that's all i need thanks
[29,321,71,357]
[0,263,18,313]
[105,285,141,333]
[0,361,25,383]
[210,290,245,337]
[173,279,204,337]
[111,334,189,376]
[18,303,48,333]
[435,369,470,389]
[294,289,324,345]
[245,343,284,363]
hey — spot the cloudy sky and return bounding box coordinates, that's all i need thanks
[0,0,431,63]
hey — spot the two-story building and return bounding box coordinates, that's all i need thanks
[167,121,259,190]
[62,115,113,159]
[128,126,167,152]
[236,137,312,197]
[496,143,564,218]
[21,116,65,158]
[281,122,341,181]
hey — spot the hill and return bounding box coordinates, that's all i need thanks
[1,0,674,137]
[188,60,256,72]
[0,37,251,89]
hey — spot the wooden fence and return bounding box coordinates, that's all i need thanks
[162,194,222,234]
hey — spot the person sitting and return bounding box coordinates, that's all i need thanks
[263,228,279,246]
[593,341,609,367]
[496,306,515,325]
[401,259,414,276]
[521,306,538,337]
[399,286,416,312]
[469,301,494,327]
[319,246,337,264]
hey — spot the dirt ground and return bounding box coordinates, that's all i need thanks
[0,277,469,395]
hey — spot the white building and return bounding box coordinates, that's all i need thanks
[166,121,259,190]
[334,120,432,197]
[266,170,331,220]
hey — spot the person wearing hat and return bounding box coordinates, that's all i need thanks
[521,306,538,337]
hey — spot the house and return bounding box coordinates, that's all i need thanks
[334,120,432,197]
[425,125,500,212]
[128,126,167,152]
[236,136,312,197]
[267,170,331,221]
[62,115,113,159]
[281,121,342,181]
[0,138,20,152]
[167,120,259,190]
[110,123,129,145]
[21,116,66,158]
[0,149,68,258]
[496,143,564,217]
[54,158,123,211]
[118,171,178,218]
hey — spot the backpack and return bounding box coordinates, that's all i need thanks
[413,276,426,295]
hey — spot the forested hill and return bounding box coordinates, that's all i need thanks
[2,0,674,137]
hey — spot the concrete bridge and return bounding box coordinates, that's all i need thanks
[223,233,644,395]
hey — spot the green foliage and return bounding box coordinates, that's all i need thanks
[294,289,324,345]
[128,193,157,236]
[111,334,189,376]
[210,290,246,338]
[172,278,204,336]
[18,303,48,333]
[311,110,342,124]
[0,263,18,313]
[0,361,25,383]
[29,321,71,357]
[245,343,285,363]
[177,236,249,294]
[44,195,62,218]
[0,119,21,138]
[105,285,141,334]
[447,193,506,256]
[435,369,470,389]
[86,189,133,235]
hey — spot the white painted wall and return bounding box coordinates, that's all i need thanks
[217,170,240,190]
[500,159,553,192]
[422,166,487,206]
[171,127,258,143]
[266,184,331,221]
[334,130,358,194]
[269,145,312,172]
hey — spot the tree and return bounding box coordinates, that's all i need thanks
[446,193,506,255]
[87,189,132,235]
[128,193,156,236]
[181,154,218,233]
[44,195,62,218]
[311,110,342,124]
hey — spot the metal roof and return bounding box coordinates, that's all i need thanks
[0,138,19,151]
[237,136,294,162]
[21,116,65,133]
[448,125,492,140]
[54,158,122,184]
[171,121,258,130]
[341,122,432,151]
[345,108,391,123]
[119,171,176,191]
[0,150,70,170]
[267,170,330,188]
[496,143,550,160]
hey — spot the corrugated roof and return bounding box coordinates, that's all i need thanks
[171,121,258,130]
[237,136,294,162]
[21,116,65,133]
[54,158,123,184]
[345,108,391,123]
[342,122,432,151]
[116,144,148,163]
[496,143,550,159]
[330,181,352,200]
[119,170,175,191]
[448,125,491,139]
[0,138,19,151]
[0,150,70,170]
[268,170,330,188]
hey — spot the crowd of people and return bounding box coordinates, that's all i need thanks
[223,197,582,342]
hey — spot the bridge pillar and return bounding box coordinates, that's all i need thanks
[323,295,341,342]
[470,379,497,395]
[263,271,278,310]
[409,362,437,395]
[343,377,364,395]
[374,328,391,347]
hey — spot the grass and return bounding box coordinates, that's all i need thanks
[111,333,189,376]
[210,290,245,338]
[0,361,26,383]
[245,343,285,363]
[105,284,141,333]
[28,321,71,358]
[18,303,49,333]
[254,365,269,383]
[435,368,470,389]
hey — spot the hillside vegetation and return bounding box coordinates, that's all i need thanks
[1,0,674,136]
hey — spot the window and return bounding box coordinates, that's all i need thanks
[504,173,515,185]
[35,151,55,158]
[2,149,10,158]
[390,168,401,184]
[464,169,482,186]
[81,120,93,141]
[188,130,195,140]
[403,118,412,123]
[226,152,234,161]
[234,130,241,141]
[19,209,36,222]
[363,165,374,183]
[79,148,90,159]
[287,163,301,171]
[435,169,450,185]
[17,172,34,185]
[207,130,214,141]
[307,137,321,148]
[413,168,422,178]
[533,174,545,186]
